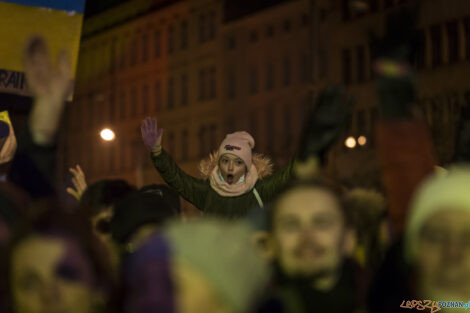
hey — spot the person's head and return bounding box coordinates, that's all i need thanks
[140,184,181,214]
[217,131,254,185]
[268,179,354,289]
[111,190,178,253]
[5,205,114,313]
[80,180,135,239]
[122,219,269,313]
[344,188,389,269]
[405,166,470,301]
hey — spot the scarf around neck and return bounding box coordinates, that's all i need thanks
[209,164,259,197]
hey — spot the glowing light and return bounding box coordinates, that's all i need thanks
[358,136,367,146]
[345,136,356,149]
[100,128,115,141]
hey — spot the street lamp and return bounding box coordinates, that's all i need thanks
[358,135,367,146]
[100,128,115,141]
[345,136,356,149]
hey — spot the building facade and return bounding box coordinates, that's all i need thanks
[62,0,313,212]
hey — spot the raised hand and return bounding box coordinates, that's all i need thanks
[24,36,73,145]
[66,164,87,200]
[141,117,163,151]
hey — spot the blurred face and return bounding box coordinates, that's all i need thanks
[218,154,247,185]
[11,235,96,313]
[416,209,470,300]
[173,259,232,313]
[272,187,348,280]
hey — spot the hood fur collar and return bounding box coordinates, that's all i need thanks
[199,151,273,180]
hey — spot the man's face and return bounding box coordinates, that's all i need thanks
[11,235,96,313]
[272,187,348,278]
[416,209,470,300]
[218,154,247,185]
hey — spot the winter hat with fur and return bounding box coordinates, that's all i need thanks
[218,131,255,169]
[405,165,470,263]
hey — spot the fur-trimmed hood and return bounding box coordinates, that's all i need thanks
[199,151,273,180]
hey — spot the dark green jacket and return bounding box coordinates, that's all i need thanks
[151,149,294,219]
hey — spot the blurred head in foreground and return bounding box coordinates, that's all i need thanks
[268,179,355,290]
[122,218,269,313]
[5,205,114,313]
[405,165,470,301]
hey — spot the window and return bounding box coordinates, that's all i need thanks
[227,69,236,99]
[198,14,206,43]
[266,109,275,155]
[154,30,162,58]
[168,25,175,54]
[180,20,188,50]
[198,69,206,100]
[130,36,138,66]
[249,112,258,140]
[130,87,137,117]
[209,67,216,99]
[266,63,274,90]
[282,56,291,86]
[154,81,162,112]
[342,49,352,85]
[209,125,217,150]
[249,30,258,43]
[447,21,459,64]
[119,90,126,120]
[414,30,426,70]
[249,66,258,94]
[208,11,216,40]
[181,74,188,106]
[266,25,274,37]
[283,105,292,150]
[198,126,207,157]
[465,17,470,60]
[142,84,149,114]
[369,0,378,12]
[119,40,126,69]
[227,35,236,50]
[431,25,443,67]
[142,33,149,62]
[168,132,175,156]
[110,38,117,73]
[300,53,310,83]
[301,14,309,26]
[356,46,365,83]
[167,77,174,109]
[342,0,350,21]
[181,129,188,161]
[283,19,291,32]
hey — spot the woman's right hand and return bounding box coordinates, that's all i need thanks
[141,117,163,151]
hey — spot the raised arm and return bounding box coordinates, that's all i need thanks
[141,117,208,210]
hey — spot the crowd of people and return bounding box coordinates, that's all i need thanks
[1,7,470,313]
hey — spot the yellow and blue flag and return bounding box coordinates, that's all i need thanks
[0,0,85,97]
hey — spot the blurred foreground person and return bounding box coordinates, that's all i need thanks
[111,190,178,255]
[262,180,365,313]
[121,219,269,313]
[141,87,350,219]
[79,180,135,241]
[344,188,389,271]
[370,167,470,313]
[4,207,114,313]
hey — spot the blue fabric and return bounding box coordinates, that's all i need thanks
[1,0,85,13]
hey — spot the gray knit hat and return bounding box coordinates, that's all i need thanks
[163,218,270,313]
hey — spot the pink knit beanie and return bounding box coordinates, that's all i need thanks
[218,131,255,168]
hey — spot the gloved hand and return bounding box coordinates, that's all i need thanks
[371,6,419,120]
[141,117,163,153]
[297,86,352,163]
